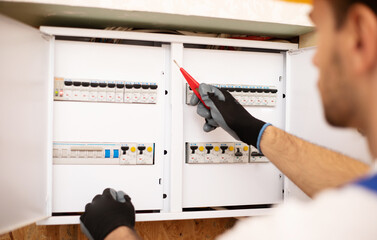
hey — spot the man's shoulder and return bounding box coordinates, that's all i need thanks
[217,176,377,240]
[353,172,377,193]
[314,173,377,208]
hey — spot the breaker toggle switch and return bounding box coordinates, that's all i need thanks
[113,149,119,158]
[105,149,111,158]
[120,144,137,165]
[205,146,213,154]
[220,146,228,154]
[136,144,154,165]
[251,151,260,156]
[235,148,243,157]
[190,146,198,154]
[121,146,129,154]
[138,146,146,154]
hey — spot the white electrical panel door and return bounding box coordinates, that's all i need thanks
[285,48,373,201]
[182,48,285,208]
[0,14,51,233]
[52,40,166,212]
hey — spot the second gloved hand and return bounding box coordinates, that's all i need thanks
[190,83,271,149]
[80,188,136,240]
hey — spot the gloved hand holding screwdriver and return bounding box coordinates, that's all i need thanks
[190,83,271,152]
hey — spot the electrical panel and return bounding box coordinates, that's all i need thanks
[51,40,166,214]
[0,23,293,224]
[186,83,278,106]
[54,78,158,104]
[181,47,284,209]
[53,142,155,165]
[2,20,373,227]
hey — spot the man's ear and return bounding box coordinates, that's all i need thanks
[345,4,377,74]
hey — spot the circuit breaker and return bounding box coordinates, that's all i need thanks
[54,78,158,104]
[53,142,155,165]
[186,83,278,106]
[186,142,264,164]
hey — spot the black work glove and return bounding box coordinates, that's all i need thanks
[80,188,136,240]
[190,83,271,150]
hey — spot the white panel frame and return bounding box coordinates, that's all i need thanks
[52,40,167,212]
[284,48,373,201]
[169,43,184,213]
[38,208,274,225]
[0,14,53,234]
[181,48,285,208]
[40,26,297,51]
[34,26,300,225]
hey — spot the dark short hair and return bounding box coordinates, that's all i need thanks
[330,0,377,27]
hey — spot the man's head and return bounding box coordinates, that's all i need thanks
[311,0,377,130]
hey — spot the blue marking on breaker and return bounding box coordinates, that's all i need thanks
[113,149,119,158]
[105,149,111,158]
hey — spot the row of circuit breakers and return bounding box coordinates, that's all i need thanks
[186,142,268,164]
[186,84,278,106]
[53,77,278,107]
[52,142,267,165]
[53,142,155,165]
[54,78,158,103]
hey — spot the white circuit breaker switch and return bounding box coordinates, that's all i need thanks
[136,143,154,165]
[132,83,142,103]
[115,82,125,103]
[186,143,205,163]
[72,81,82,101]
[124,83,133,103]
[98,82,107,102]
[70,150,78,158]
[96,150,103,158]
[149,84,158,103]
[218,143,234,163]
[204,143,216,163]
[61,149,68,158]
[119,144,137,165]
[87,150,94,158]
[89,82,99,102]
[140,84,150,103]
[211,143,222,163]
[78,150,86,158]
[234,142,249,163]
[186,84,193,105]
[239,87,249,106]
[80,81,90,101]
[268,89,278,106]
[106,82,116,102]
[62,79,73,100]
[249,145,269,163]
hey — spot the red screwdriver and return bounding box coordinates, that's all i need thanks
[174,60,210,109]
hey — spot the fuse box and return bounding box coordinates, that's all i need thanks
[5,18,370,229]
